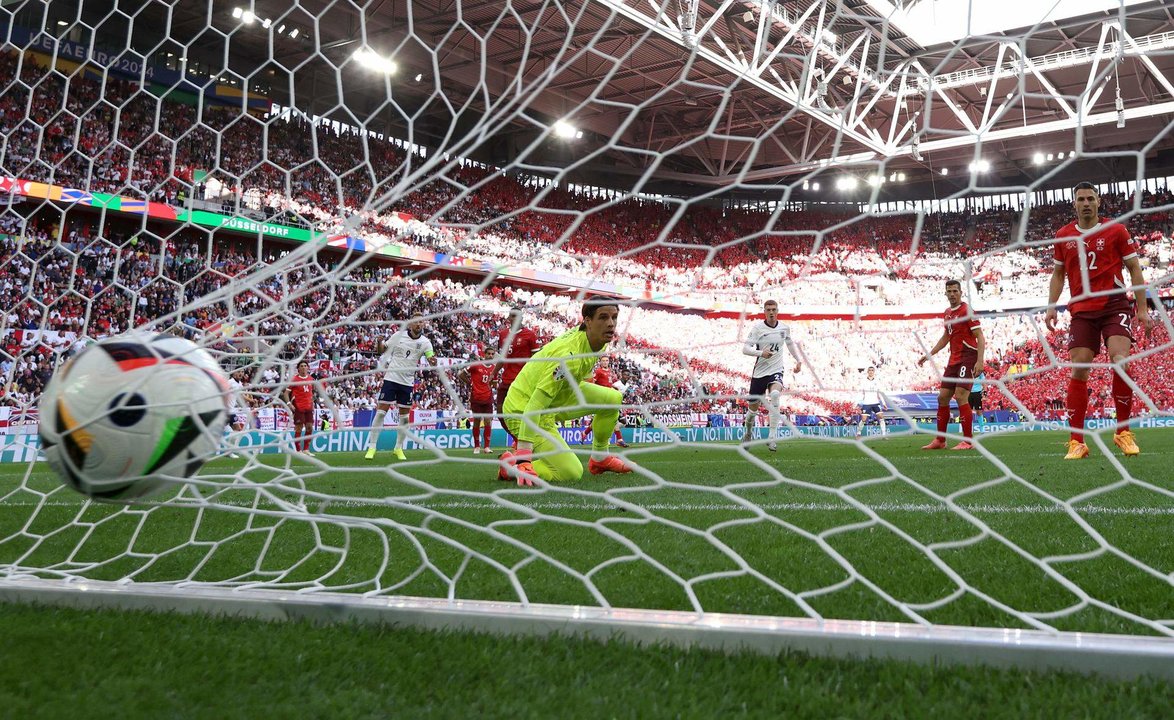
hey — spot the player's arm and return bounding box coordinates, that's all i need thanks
[1124,255,1153,335]
[1044,262,1066,331]
[521,361,564,417]
[918,331,950,366]
[742,329,769,358]
[972,328,985,377]
[785,337,802,373]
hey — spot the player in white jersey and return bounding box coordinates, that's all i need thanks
[856,366,888,438]
[365,316,438,461]
[741,299,803,451]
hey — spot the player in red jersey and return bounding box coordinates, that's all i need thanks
[581,356,629,448]
[917,279,985,451]
[283,361,320,456]
[494,309,538,448]
[458,348,496,454]
[1045,181,1152,460]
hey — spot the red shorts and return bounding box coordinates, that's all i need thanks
[1069,306,1134,352]
[941,351,978,388]
[470,399,494,415]
[292,408,315,426]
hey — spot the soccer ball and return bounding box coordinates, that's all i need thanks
[38,331,231,501]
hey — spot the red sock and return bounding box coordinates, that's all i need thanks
[471,418,481,449]
[1067,377,1089,443]
[959,404,973,439]
[483,423,492,448]
[936,405,950,435]
[1111,368,1134,430]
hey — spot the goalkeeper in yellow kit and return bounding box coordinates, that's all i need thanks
[498,297,633,486]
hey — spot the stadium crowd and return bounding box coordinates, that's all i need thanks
[3,47,1174,425]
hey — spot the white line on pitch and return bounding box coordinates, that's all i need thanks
[2,498,1172,516]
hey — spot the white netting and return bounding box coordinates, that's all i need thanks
[1,0,1173,644]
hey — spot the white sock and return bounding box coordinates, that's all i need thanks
[857,419,865,435]
[368,409,387,449]
[743,414,754,439]
[394,408,407,451]
[767,394,780,440]
[880,417,887,435]
[591,451,607,461]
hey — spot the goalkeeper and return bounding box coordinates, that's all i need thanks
[498,297,633,486]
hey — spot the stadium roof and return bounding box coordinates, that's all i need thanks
[863,0,1154,47]
[28,0,1174,200]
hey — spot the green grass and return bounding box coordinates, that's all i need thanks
[0,603,1171,720]
[2,430,1173,633]
[1,430,1173,716]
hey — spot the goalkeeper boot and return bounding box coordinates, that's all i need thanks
[393,449,407,461]
[588,455,633,475]
[1064,439,1090,460]
[364,447,376,460]
[921,438,947,450]
[1113,430,1140,456]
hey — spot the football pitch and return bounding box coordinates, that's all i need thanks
[1,430,1173,717]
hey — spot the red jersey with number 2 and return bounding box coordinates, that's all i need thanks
[290,374,314,411]
[469,362,495,404]
[944,302,980,364]
[1053,220,1139,315]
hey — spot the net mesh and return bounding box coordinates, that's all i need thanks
[0,0,1172,638]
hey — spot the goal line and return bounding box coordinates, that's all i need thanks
[1,577,1171,681]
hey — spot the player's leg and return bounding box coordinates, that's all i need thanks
[969,391,983,425]
[498,416,580,484]
[291,414,303,453]
[743,375,766,443]
[366,382,395,458]
[765,380,783,451]
[923,383,953,450]
[496,383,515,448]
[742,400,760,443]
[531,429,584,483]
[952,386,973,449]
[392,400,412,460]
[1065,315,1098,459]
[856,407,867,437]
[482,413,492,452]
[470,414,482,453]
[555,382,630,474]
[877,410,887,436]
[1106,323,1140,455]
[294,416,306,455]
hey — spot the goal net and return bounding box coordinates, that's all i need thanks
[1,0,1172,673]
